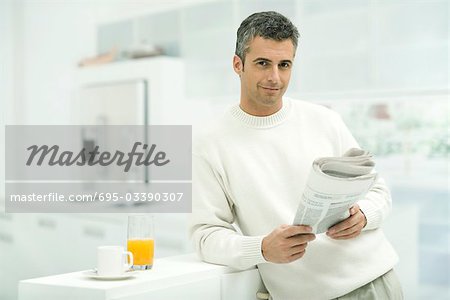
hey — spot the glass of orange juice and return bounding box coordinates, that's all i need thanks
[127,215,154,270]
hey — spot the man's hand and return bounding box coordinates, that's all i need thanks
[326,204,367,240]
[262,225,316,263]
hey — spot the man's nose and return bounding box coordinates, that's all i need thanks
[267,66,280,83]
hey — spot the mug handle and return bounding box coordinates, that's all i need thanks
[123,251,133,271]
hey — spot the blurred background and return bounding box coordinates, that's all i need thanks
[0,0,448,299]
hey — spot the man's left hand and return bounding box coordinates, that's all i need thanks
[326,204,367,240]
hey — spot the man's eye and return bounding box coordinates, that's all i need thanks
[257,61,268,66]
[280,62,291,69]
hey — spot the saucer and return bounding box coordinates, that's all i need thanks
[82,269,137,280]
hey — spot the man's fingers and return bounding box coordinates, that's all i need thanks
[328,214,359,234]
[287,249,306,262]
[283,225,312,238]
[290,242,308,252]
[263,225,315,263]
[328,221,351,234]
[327,223,360,237]
[350,204,360,215]
[288,233,316,246]
[325,205,367,240]
[330,204,361,234]
[330,231,360,240]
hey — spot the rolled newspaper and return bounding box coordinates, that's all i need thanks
[292,148,377,234]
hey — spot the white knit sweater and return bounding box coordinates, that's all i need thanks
[189,98,398,300]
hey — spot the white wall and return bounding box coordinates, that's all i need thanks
[19,1,97,125]
[0,0,15,203]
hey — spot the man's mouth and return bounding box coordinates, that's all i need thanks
[260,86,280,91]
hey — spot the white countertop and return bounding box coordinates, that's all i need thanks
[18,253,264,300]
[21,254,219,288]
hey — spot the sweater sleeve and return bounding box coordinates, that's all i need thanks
[188,153,267,270]
[334,114,392,231]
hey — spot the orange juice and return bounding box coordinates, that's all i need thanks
[127,239,154,266]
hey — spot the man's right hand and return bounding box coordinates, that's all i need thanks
[261,225,316,263]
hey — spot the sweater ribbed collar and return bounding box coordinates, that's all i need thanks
[229,98,292,128]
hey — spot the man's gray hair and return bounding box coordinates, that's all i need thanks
[235,11,299,63]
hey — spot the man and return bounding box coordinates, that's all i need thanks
[189,11,402,300]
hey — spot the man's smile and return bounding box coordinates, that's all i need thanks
[259,85,281,91]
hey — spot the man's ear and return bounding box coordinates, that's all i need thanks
[233,55,244,75]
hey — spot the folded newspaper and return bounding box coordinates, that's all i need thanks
[293,148,377,234]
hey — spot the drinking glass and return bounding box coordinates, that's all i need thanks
[127,215,154,270]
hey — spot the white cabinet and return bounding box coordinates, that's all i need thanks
[74,56,185,125]
[112,277,221,300]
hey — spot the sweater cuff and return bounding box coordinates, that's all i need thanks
[241,235,268,266]
[358,199,381,231]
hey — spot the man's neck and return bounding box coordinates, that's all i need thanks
[239,99,283,117]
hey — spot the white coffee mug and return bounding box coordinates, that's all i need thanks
[97,246,133,276]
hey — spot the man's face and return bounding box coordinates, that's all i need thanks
[233,36,295,115]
